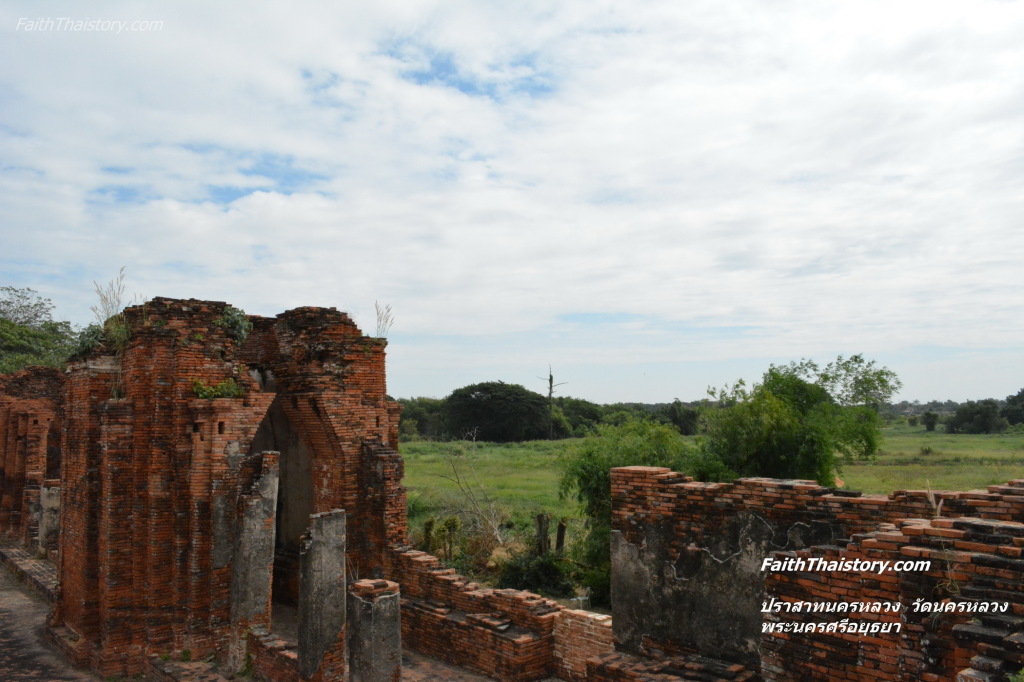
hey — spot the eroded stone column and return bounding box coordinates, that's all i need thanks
[298,509,346,679]
[347,579,401,682]
[230,453,280,627]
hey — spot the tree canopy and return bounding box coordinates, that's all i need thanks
[0,287,78,374]
[701,355,900,486]
[559,419,694,605]
[1003,389,1024,426]
[445,381,549,442]
[946,399,1008,434]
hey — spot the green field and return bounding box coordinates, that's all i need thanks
[401,439,581,531]
[842,424,1024,494]
[401,426,1024,529]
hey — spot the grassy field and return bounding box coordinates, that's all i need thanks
[842,424,1024,494]
[401,439,580,533]
[401,426,1024,531]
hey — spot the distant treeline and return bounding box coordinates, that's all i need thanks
[396,382,1024,442]
[396,381,702,442]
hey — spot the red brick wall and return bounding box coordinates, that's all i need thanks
[610,466,1024,681]
[553,609,614,681]
[0,366,64,544]
[761,514,1024,681]
[387,545,563,680]
[46,298,402,678]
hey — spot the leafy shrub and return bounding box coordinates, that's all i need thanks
[945,400,1008,434]
[190,377,245,399]
[497,551,575,598]
[560,419,692,605]
[215,306,253,343]
[579,563,611,605]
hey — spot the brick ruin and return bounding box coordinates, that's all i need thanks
[1,296,1022,681]
[604,467,1024,681]
[0,298,614,681]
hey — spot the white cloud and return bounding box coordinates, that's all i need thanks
[1,0,1023,401]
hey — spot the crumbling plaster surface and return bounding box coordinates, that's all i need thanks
[611,511,837,666]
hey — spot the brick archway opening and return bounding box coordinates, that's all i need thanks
[249,395,313,641]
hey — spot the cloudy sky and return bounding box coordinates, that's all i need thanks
[2,1,1022,403]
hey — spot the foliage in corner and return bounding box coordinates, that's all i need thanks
[190,377,245,399]
[0,287,79,373]
[215,305,253,344]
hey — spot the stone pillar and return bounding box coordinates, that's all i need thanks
[298,509,347,679]
[38,481,60,556]
[347,579,402,682]
[230,452,280,627]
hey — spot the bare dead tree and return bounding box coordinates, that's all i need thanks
[432,429,505,546]
[538,365,568,440]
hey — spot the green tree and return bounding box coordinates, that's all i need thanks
[0,287,78,373]
[922,411,939,431]
[398,396,448,439]
[559,420,703,605]
[445,381,549,442]
[702,356,900,486]
[945,399,1008,434]
[659,399,700,435]
[1003,389,1024,426]
[553,396,604,436]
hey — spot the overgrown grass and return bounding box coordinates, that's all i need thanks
[400,427,1024,595]
[402,439,580,533]
[841,423,1024,494]
[402,427,1024,523]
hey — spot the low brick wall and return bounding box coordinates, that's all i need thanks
[402,597,554,681]
[387,545,564,680]
[554,609,614,681]
[247,628,302,682]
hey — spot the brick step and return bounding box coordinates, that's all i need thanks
[401,597,553,682]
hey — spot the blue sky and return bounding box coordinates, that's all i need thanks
[2,1,1023,403]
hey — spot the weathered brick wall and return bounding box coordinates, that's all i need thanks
[554,609,614,681]
[0,366,64,547]
[39,298,403,679]
[762,514,1024,681]
[586,651,757,681]
[387,544,563,680]
[610,466,1024,681]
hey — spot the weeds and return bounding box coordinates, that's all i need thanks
[374,301,394,338]
[190,378,245,399]
[214,305,253,343]
[432,433,506,546]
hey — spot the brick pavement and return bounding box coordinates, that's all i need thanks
[0,560,96,680]
[0,543,59,603]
